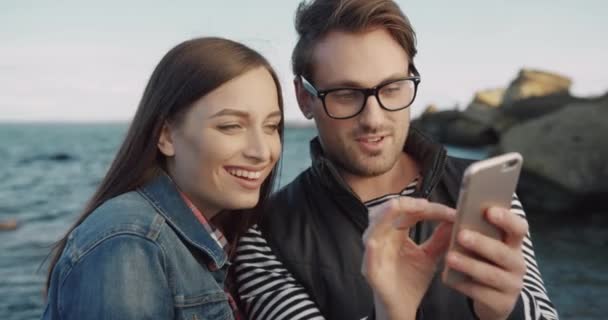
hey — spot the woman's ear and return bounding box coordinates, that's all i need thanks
[294,77,314,120]
[158,122,176,157]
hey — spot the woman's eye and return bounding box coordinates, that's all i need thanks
[264,123,280,133]
[218,124,243,132]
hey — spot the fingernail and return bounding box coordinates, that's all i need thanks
[490,208,503,221]
[448,252,459,265]
[392,215,405,228]
[368,208,380,220]
[460,231,472,246]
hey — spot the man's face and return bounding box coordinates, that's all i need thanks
[301,28,412,177]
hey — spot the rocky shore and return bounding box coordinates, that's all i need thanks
[412,69,608,214]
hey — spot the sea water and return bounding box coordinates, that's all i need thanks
[0,123,606,319]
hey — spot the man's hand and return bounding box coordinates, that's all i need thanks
[361,197,456,320]
[444,207,528,320]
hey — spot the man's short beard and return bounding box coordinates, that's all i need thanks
[329,147,401,178]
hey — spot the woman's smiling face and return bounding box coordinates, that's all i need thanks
[159,66,282,218]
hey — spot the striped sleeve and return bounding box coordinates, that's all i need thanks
[511,194,559,320]
[234,192,558,320]
[234,226,325,320]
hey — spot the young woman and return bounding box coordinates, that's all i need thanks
[42,37,284,320]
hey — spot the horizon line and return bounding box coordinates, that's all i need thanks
[0,119,318,127]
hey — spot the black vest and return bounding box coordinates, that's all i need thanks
[259,129,524,319]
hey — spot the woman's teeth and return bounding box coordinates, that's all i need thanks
[363,137,382,143]
[228,169,262,179]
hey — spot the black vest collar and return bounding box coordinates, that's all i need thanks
[309,127,448,200]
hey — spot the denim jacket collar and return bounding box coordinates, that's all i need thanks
[138,172,228,269]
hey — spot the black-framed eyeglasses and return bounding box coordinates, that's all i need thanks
[299,69,421,120]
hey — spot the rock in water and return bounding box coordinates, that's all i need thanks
[497,97,608,213]
[469,87,506,109]
[502,69,572,107]
[19,152,76,165]
[0,219,18,231]
[412,107,501,147]
[423,104,439,114]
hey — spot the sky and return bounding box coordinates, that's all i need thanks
[1,0,607,122]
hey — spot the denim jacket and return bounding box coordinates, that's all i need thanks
[42,173,235,320]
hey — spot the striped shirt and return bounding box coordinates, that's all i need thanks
[234,181,558,320]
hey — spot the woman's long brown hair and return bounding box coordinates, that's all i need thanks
[45,37,284,295]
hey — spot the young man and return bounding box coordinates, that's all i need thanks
[234,0,558,319]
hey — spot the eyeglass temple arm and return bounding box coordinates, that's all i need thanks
[410,63,420,78]
[298,76,319,95]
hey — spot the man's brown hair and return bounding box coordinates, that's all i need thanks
[292,0,418,80]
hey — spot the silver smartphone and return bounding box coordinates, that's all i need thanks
[442,152,523,286]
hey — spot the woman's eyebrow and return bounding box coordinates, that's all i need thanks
[209,108,250,119]
[266,110,282,120]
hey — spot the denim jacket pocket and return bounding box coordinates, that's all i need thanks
[175,291,234,320]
